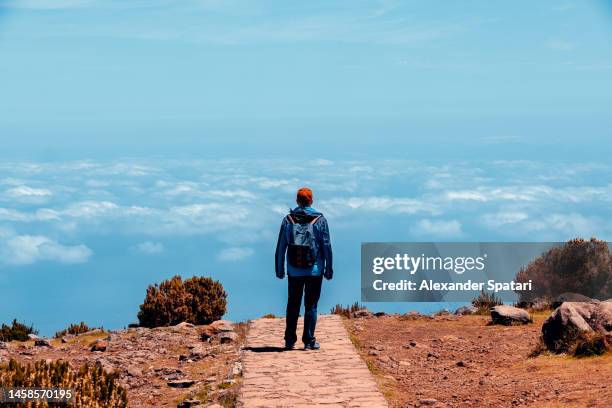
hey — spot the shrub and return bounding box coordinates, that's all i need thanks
[0,319,38,342]
[330,302,363,318]
[471,290,502,313]
[433,309,451,316]
[55,322,93,339]
[0,358,127,407]
[137,275,227,328]
[572,332,609,357]
[515,237,612,303]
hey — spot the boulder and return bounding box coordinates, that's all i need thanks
[0,341,7,349]
[454,305,477,316]
[27,334,39,340]
[490,305,532,325]
[61,334,75,343]
[542,301,612,352]
[90,339,108,352]
[551,292,592,309]
[34,338,52,347]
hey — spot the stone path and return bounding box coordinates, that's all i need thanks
[239,315,388,408]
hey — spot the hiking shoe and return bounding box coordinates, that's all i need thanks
[304,342,320,350]
[284,342,295,350]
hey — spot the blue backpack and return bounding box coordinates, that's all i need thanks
[286,211,321,268]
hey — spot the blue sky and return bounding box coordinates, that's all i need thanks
[0,1,611,335]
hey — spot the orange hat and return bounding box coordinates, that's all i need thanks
[296,187,313,206]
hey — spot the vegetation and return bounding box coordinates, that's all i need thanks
[515,238,612,303]
[531,331,610,358]
[0,319,38,342]
[261,314,276,319]
[55,322,94,338]
[572,332,609,357]
[330,302,363,318]
[471,290,502,314]
[0,359,127,407]
[138,275,227,328]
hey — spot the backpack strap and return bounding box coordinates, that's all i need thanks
[309,215,321,225]
[286,214,295,224]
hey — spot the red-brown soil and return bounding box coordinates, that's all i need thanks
[345,313,612,408]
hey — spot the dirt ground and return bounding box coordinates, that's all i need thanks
[345,312,612,408]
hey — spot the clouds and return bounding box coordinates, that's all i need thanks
[217,247,254,262]
[411,219,463,238]
[1,233,92,265]
[131,241,164,255]
[6,185,51,197]
[0,157,611,270]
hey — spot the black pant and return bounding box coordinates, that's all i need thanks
[284,275,323,345]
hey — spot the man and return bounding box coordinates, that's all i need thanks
[275,187,333,350]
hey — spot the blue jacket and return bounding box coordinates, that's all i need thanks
[275,206,333,279]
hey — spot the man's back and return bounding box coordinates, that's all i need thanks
[275,205,333,279]
[275,188,333,350]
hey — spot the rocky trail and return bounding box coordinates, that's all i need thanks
[239,315,388,408]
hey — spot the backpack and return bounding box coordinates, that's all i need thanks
[286,212,321,268]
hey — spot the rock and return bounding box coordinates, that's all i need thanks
[209,320,234,332]
[177,399,202,408]
[173,322,195,330]
[90,339,108,352]
[455,305,477,315]
[531,299,552,312]
[200,326,215,341]
[542,301,612,352]
[34,338,52,347]
[490,305,532,325]
[551,292,592,309]
[187,344,209,361]
[0,341,8,349]
[200,320,234,341]
[352,309,373,318]
[61,334,75,343]
[456,360,466,367]
[27,334,39,340]
[127,365,143,377]
[374,311,386,317]
[220,332,238,344]
[232,361,243,377]
[167,379,196,388]
[156,367,184,381]
[402,341,417,349]
[419,398,439,406]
